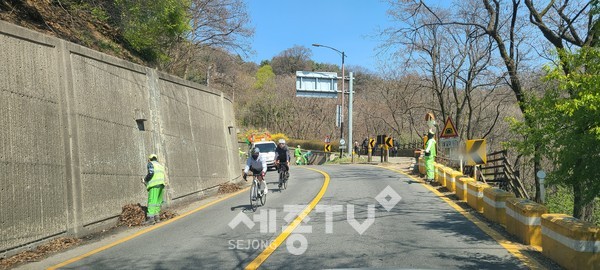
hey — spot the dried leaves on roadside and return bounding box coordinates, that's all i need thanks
[0,238,80,269]
[218,182,242,194]
[159,210,177,221]
[118,203,177,227]
[118,203,146,227]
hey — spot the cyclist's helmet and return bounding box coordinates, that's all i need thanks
[251,147,260,159]
[278,139,286,145]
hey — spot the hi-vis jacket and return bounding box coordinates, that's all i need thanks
[145,161,165,189]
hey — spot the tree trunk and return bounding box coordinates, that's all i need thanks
[573,182,596,222]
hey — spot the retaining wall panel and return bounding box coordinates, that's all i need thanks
[0,30,68,251]
[0,20,240,252]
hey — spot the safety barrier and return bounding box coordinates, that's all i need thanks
[455,177,475,201]
[482,188,515,226]
[445,169,462,193]
[466,181,490,213]
[418,157,426,175]
[505,198,547,247]
[541,214,599,270]
[416,163,599,270]
[435,164,446,186]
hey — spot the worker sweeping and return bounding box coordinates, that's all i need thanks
[424,131,437,183]
[141,154,166,225]
[295,145,307,165]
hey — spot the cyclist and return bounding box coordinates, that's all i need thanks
[243,147,268,197]
[274,139,290,188]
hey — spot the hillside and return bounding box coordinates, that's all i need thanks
[0,0,144,65]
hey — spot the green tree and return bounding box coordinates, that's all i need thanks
[115,0,190,63]
[509,48,600,222]
[253,64,275,90]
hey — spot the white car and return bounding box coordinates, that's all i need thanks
[252,141,277,170]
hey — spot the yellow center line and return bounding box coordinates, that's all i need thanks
[244,167,330,270]
[378,166,546,270]
[47,187,250,270]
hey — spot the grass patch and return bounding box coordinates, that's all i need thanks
[546,185,599,226]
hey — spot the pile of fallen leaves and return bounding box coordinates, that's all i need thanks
[218,182,243,194]
[159,211,178,221]
[118,203,147,227]
[0,237,80,269]
[118,203,178,227]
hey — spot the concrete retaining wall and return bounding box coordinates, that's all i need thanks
[0,21,240,253]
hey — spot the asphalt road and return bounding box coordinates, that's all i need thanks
[38,165,527,269]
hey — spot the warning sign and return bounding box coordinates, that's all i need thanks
[466,139,487,165]
[439,117,458,138]
[385,137,393,148]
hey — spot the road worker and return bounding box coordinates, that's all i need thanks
[141,154,166,225]
[424,131,437,183]
[294,145,306,165]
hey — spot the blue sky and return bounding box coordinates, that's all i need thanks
[246,0,395,72]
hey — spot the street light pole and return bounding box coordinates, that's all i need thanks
[312,43,345,157]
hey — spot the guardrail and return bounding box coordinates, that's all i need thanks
[429,162,599,270]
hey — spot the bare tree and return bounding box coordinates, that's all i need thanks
[271,45,313,75]
[163,0,254,78]
[380,0,547,201]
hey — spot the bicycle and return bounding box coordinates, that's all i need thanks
[277,163,289,190]
[245,172,266,212]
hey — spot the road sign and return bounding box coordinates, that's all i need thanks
[439,137,459,148]
[296,71,338,98]
[376,135,386,145]
[324,144,331,152]
[340,138,346,145]
[385,137,393,148]
[426,112,436,129]
[440,117,458,138]
[339,145,347,149]
[466,139,486,165]
[369,138,375,149]
[325,136,331,143]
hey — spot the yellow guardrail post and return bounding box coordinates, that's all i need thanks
[482,188,515,227]
[505,198,547,247]
[445,169,462,193]
[466,181,490,213]
[541,214,599,270]
[455,177,475,201]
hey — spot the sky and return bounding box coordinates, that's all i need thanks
[246,0,396,72]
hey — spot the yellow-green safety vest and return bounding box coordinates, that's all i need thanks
[425,138,436,159]
[147,161,165,189]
